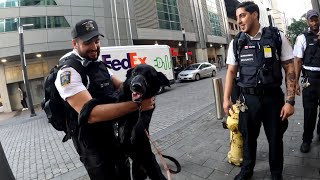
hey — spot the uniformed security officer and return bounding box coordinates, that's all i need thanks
[294,10,320,153]
[55,19,155,179]
[223,2,295,180]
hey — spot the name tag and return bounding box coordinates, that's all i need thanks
[244,45,255,49]
[264,47,272,58]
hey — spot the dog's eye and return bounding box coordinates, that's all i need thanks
[132,72,138,77]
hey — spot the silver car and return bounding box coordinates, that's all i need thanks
[178,62,217,81]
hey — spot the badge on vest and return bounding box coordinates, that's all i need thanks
[264,47,272,58]
[60,71,71,86]
[244,45,255,49]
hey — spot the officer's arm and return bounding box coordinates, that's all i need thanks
[281,59,296,101]
[67,90,139,123]
[294,57,302,83]
[293,35,304,86]
[112,75,123,90]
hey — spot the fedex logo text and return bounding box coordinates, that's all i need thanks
[102,53,147,71]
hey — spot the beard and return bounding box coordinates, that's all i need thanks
[78,48,100,61]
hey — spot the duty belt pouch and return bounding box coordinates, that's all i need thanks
[231,78,240,103]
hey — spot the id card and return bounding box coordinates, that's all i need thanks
[264,47,272,58]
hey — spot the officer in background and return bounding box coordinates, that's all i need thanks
[223,2,295,180]
[294,10,320,153]
[55,19,155,179]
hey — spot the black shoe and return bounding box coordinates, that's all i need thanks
[300,142,310,153]
[272,174,283,180]
[234,171,253,180]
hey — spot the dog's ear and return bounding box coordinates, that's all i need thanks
[157,72,170,87]
[126,68,133,79]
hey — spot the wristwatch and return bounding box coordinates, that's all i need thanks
[286,100,295,106]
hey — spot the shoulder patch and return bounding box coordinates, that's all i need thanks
[60,71,71,86]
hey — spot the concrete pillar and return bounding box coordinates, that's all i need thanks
[0,64,12,112]
[195,48,208,63]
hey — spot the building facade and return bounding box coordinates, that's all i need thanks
[0,0,230,112]
[312,0,320,13]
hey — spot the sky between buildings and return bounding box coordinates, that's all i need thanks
[277,0,312,24]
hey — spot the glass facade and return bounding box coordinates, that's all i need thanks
[156,0,181,31]
[206,0,222,36]
[0,16,69,32]
[0,0,56,8]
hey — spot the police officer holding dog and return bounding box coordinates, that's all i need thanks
[223,2,295,180]
[294,10,320,153]
[55,19,155,179]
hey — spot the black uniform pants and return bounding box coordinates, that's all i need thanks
[72,136,130,180]
[302,77,320,144]
[238,89,288,176]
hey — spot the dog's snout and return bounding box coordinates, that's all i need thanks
[130,75,147,94]
[131,82,142,91]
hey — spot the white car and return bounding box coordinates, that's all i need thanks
[178,62,217,81]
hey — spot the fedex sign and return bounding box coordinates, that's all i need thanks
[102,52,147,71]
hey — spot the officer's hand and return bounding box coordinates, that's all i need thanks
[223,99,233,116]
[280,103,294,121]
[296,83,301,96]
[140,96,155,111]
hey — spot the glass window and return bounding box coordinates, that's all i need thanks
[159,20,170,29]
[156,3,168,12]
[46,0,56,5]
[0,0,19,8]
[156,0,166,3]
[168,6,178,14]
[158,12,169,21]
[0,16,69,32]
[20,17,46,29]
[167,0,176,6]
[47,16,70,28]
[169,14,179,22]
[20,0,43,6]
[0,0,56,7]
[156,0,180,31]
[170,22,180,30]
[5,18,18,32]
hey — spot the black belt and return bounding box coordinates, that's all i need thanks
[240,87,281,95]
[303,70,320,79]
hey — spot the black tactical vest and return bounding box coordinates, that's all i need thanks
[60,53,115,139]
[302,31,320,67]
[235,27,282,88]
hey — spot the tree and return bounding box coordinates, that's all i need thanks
[287,18,308,45]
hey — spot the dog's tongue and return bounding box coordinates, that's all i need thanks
[132,92,142,101]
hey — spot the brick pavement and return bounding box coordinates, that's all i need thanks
[1,68,320,179]
[73,95,320,180]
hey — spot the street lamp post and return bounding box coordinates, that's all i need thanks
[19,24,36,117]
[182,28,189,66]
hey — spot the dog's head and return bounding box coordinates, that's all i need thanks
[125,64,170,102]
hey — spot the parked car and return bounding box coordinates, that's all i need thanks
[178,62,217,81]
[174,65,183,80]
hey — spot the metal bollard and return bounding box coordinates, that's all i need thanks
[0,141,15,180]
[212,78,224,120]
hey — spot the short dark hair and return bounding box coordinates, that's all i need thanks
[236,1,260,20]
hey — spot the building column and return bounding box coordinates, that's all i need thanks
[195,48,208,63]
[0,64,12,112]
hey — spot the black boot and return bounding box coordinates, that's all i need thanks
[300,142,310,153]
[234,170,253,180]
